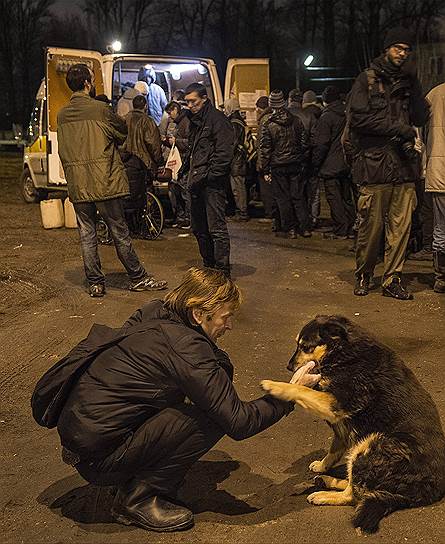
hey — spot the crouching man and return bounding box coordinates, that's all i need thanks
[55,267,318,532]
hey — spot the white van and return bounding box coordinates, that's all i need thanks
[21,47,269,202]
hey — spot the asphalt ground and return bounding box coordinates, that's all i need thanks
[1,152,444,543]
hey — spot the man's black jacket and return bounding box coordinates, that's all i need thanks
[348,55,429,184]
[57,300,291,459]
[312,100,349,178]
[184,100,234,189]
[259,108,308,173]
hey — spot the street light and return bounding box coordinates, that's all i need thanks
[106,40,122,53]
[303,54,314,67]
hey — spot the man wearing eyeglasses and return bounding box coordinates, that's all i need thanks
[348,28,429,300]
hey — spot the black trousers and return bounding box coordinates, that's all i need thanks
[323,175,356,236]
[271,164,309,233]
[76,404,224,497]
[190,181,231,276]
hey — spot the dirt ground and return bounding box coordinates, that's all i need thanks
[1,151,445,544]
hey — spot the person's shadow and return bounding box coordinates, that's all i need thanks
[37,449,326,533]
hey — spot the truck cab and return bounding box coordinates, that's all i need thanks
[22,47,269,202]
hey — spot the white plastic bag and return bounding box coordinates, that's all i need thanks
[166,145,182,181]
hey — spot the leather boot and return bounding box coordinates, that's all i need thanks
[353,274,374,296]
[111,479,194,532]
[382,276,413,300]
[433,251,445,293]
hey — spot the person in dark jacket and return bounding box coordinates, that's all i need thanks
[287,88,303,117]
[56,267,320,533]
[312,86,355,239]
[183,83,234,277]
[259,90,311,238]
[165,100,191,228]
[57,64,167,297]
[121,94,163,234]
[224,97,249,221]
[349,27,429,299]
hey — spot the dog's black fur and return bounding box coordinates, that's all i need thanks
[282,315,445,533]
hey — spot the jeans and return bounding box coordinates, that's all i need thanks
[74,198,147,286]
[230,174,248,213]
[76,403,224,496]
[271,164,310,233]
[432,193,445,253]
[169,180,191,224]
[190,181,231,276]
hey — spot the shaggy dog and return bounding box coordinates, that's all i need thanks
[261,315,445,534]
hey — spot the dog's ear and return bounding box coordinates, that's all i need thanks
[319,317,349,344]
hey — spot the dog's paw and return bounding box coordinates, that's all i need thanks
[309,460,327,473]
[307,491,331,505]
[260,380,286,399]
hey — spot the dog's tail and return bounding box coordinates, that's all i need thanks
[352,491,410,534]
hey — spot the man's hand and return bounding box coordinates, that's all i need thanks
[264,173,272,184]
[290,361,321,388]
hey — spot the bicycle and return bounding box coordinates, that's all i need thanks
[97,190,164,244]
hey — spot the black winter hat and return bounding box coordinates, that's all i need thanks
[322,85,340,104]
[383,27,415,50]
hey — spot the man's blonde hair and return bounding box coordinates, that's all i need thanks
[164,267,242,324]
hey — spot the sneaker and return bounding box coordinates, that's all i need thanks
[179,222,191,230]
[407,248,433,261]
[300,230,312,238]
[258,217,273,223]
[288,229,297,239]
[323,232,347,240]
[382,277,413,300]
[89,284,105,297]
[239,212,250,222]
[434,279,445,293]
[130,276,168,291]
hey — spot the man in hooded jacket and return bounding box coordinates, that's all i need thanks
[349,27,429,299]
[138,65,168,126]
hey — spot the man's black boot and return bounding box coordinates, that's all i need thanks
[433,251,445,293]
[382,276,413,300]
[354,274,373,296]
[111,480,194,532]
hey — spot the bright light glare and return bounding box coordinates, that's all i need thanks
[303,54,314,66]
[111,40,122,52]
[169,63,203,80]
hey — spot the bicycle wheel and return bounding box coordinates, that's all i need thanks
[140,191,164,240]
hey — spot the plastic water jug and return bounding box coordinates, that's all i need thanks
[64,198,77,228]
[40,199,64,229]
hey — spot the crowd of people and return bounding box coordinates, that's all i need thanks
[56,26,444,301]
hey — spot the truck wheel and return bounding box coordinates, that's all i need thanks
[21,168,46,203]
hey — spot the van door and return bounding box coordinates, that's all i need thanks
[224,58,270,129]
[46,47,105,186]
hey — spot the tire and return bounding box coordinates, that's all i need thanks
[140,191,164,240]
[21,168,47,203]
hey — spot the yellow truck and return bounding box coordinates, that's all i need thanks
[21,47,269,202]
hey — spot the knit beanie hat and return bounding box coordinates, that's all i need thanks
[256,95,269,110]
[322,85,340,104]
[134,81,149,95]
[302,90,317,105]
[383,27,415,50]
[269,90,286,109]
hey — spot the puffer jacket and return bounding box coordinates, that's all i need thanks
[312,100,349,178]
[57,300,291,459]
[116,88,140,118]
[349,55,429,185]
[256,107,273,172]
[57,92,129,203]
[123,109,162,176]
[425,83,445,193]
[184,100,234,190]
[259,108,308,172]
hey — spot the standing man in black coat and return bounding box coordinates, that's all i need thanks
[183,84,234,277]
[312,86,355,239]
[349,27,429,299]
[259,90,311,238]
[55,267,320,533]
